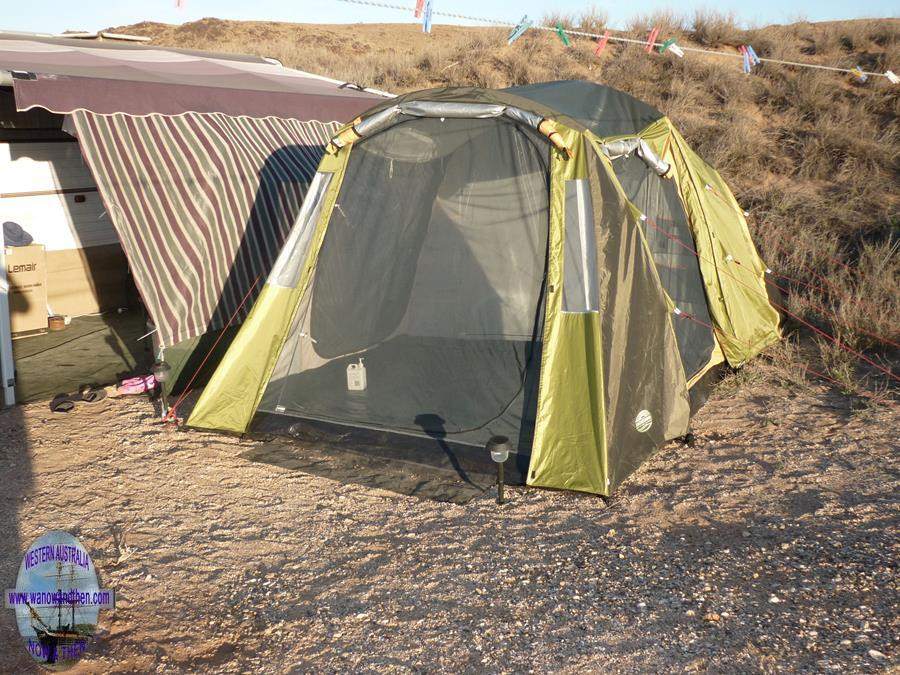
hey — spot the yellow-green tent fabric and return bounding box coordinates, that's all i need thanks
[188,81,780,495]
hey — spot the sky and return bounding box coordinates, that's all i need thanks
[2,0,897,36]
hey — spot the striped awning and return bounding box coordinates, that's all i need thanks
[2,33,387,352]
[72,111,339,347]
[2,33,383,119]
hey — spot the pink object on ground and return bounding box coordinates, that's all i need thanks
[117,375,157,396]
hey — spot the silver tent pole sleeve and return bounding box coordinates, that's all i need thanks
[0,227,16,407]
[601,138,671,177]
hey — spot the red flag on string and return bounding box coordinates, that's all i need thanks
[644,27,660,53]
[594,30,611,56]
[414,0,425,18]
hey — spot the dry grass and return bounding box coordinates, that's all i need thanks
[545,7,608,34]
[690,9,744,46]
[115,15,900,394]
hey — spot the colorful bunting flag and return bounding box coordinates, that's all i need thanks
[422,0,433,33]
[740,45,751,73]
[414,0,425,19]
[507,15,532,45]
[746,45,761,66]
[852,66,868,83]
[555,22,571,47]
[886,70,900,84]
[658,37,684,58]
[740,45,761,73]
[594,30,611,56]
[644,27,660,53]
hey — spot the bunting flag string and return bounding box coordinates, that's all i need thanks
[507,15,532,44]
[594,30,611,56]
[333,0,899,82]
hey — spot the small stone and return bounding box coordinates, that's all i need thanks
[868,649,886,661]
[703,612,721,622]
[769,595,782,604]
[685,610,696,617]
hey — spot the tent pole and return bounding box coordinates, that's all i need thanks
[0,227,17,407]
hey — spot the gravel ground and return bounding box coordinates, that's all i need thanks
[0,379,896,673]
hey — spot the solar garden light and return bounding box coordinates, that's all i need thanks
[150,360,171,417]
[486,435,511,505]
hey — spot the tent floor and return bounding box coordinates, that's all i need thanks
[260,334,539,453]
[11,309,153,402]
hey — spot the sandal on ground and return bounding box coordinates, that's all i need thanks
[49,395,77,413]
[79,386,107,404]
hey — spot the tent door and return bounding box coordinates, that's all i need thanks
[257,116,552,454]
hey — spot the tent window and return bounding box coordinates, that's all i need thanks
[268,172,333,289]
[562,179,599,313]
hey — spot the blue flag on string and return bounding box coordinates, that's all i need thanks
[422,0,433,33]
[507,15,531,44]
[746,45,761,66]
[741,46,751,73]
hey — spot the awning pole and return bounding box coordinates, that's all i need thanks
[0,227,17,407]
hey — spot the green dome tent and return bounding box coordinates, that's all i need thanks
[187,81,781,495]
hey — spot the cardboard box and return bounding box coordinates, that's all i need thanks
[6,244,48,334]
[46,244,130,317]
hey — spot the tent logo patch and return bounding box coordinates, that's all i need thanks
[635,410,653,433]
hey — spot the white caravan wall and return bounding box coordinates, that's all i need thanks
[0,140,116,250]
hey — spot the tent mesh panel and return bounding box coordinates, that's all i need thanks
[259,117,550,452]
[612,154,715,380]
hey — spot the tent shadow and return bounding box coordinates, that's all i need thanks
[239,418,512,504]
[164,143,325,397]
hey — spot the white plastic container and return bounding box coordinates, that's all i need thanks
[346,358,367,391]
